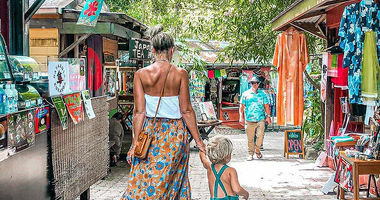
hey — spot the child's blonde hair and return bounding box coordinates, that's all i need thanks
[206,136,233,164]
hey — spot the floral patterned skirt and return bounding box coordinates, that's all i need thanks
[121,118,191,200]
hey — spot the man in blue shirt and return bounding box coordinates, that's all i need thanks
[239,76,271,161]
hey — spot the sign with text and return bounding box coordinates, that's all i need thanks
[63,93,84,124]
[129,38,151,60]
[284,130,304,159]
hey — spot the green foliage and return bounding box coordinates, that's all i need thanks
[105,0,322,64]
[303,89,323,141]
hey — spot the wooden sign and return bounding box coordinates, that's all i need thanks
[129,38,151,60]
[284,130,304,159]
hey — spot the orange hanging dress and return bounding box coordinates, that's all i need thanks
[273,27,309,126]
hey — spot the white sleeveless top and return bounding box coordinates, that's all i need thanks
[145,94,182,119]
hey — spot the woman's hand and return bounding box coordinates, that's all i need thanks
[195,138,206,153]
[127,145,135,165]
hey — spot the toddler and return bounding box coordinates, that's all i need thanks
[200,136,249,200]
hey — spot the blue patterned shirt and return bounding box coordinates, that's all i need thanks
[240,89,269,122]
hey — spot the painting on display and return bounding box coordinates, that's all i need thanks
[63,93,84,124]
[77,0,104,27]
[52,96,68,130]
[81,90,95,119]
[35,107,50,134]
[0,117,8,161]
[48,61,70,96]
[8,112,29,155]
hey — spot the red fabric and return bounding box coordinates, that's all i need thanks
[332,54,348,87]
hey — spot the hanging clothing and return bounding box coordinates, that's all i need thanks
[331,54,348,88]
[321,52,328,102]
[333,88,349,136]
[361,31,380,100]
[273,27,309,126]
[339,0,380,103]
[328,54,339,77]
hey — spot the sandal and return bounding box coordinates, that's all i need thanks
[255,151,263,159]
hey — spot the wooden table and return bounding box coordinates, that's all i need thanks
[118,101,134,131]
[339,151,380,200]
[188,120,222,142]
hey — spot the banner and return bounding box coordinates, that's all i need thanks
[35,107,50,134]
[81,90,96,119]
[208,70,215,79]
[77,0,104,27]
[0,117,8,161]
[52,96,68,130]
[48,61,70,96]
[220,69,227,78]
[214,69,221,78]
[63,93,84,124]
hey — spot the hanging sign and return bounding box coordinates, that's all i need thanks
[52,96,69,130]
[48,61,70,96]
[220,69,227,78]
[77,0,104,27]
[8,112,30,155]
[129,38,152,60]
[35,107,50,134]
[63,93,84,124]
[0,116,8,161]
[208,70,215,79]
[215,69,221,78]
[81,90,96,119]
[284,130,304,159]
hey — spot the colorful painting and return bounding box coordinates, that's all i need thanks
[81,90,95,119]
[0,117,8,161]
[203,101,217,120]
[35,107,50,134]
[48,61,70,96]
[63,93,84,124]
[52,96,68,130]
[189,71,206,102]
[77,0,104,27]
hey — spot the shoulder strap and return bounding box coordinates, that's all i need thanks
[211,164,229,197]
[153,65,172,124]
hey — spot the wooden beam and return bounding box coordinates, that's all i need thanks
[61,22,141,39]
[59,34,90,58]
[291,22,326,40]
[25,0,46,22]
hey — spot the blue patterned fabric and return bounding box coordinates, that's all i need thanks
[121,118,191,200]
[240,89,269,122]
[339,0,380,103]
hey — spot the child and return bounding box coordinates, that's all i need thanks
[200,136,249,200]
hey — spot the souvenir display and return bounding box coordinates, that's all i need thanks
[63,93,84,124]
[34,107,50,134]
[81,90,96,119]
[48,61,70,96]
[25,110,35,145]
[52,96,68,130]
[189,71,206,102]
[8,112,29,154]
[0,116,8,161]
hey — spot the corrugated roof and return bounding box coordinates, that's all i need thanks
[29,0,74,8]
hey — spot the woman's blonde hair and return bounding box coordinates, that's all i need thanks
[149,24,174,53]
[206,136,233,164]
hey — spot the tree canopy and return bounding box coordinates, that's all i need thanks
[105,0,322,64]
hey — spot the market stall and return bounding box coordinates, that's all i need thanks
[0,0,148,199]
[271,0,380,198]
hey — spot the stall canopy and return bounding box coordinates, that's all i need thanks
[270,0,360,40]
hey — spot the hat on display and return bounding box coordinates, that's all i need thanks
[249,75,260,84]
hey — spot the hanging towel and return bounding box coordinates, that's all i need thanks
[361,31,380,99]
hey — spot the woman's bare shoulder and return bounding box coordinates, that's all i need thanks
[171,65,188,76]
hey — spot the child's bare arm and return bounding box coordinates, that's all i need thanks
[199,150,211,169]
[230,168,249,199]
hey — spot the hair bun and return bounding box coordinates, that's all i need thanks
[150,25,164,39]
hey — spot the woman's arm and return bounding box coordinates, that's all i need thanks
[178,69,205,151]
[127,71,146,164]
[230,168,249,199]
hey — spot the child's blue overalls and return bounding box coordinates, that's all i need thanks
[210,164,239,200]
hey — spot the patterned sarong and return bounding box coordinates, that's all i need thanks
[121,117,191,200]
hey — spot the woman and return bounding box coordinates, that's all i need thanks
[121,25,205,200]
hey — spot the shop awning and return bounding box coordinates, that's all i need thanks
[270,0,358,39]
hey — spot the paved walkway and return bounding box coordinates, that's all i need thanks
[88,130,337,200]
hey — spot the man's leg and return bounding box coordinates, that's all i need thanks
[255,121,266,158]
[246,122,258,158]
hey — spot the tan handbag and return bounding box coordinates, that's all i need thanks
[134,65,172,159]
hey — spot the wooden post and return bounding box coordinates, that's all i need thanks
[324,77,334,149]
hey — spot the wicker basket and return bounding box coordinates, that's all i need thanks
[51,96,109,200]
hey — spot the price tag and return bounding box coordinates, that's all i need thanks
[25,100,31,108]
[33,72,39,80]
[3,72,10,79]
